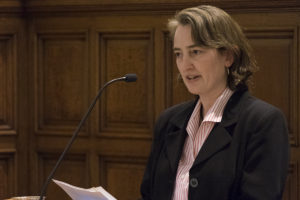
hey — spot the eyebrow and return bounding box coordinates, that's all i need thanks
[173,44,201,51]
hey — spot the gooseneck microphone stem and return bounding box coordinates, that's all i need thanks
[39,74,137,200]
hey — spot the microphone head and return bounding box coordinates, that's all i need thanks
[124,74,138,82]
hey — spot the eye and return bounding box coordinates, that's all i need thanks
[174,51,182,58]
[191,49,202,55]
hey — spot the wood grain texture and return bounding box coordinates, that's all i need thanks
[0,153,15,200]
[0,34,17,135]
[35,31,89,135]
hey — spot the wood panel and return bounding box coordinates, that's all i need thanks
[38,153,88,199]
[35,31,89,135]
[0,0,22,15]
[0,33,17,135]
[99,155,147,200]
[0,17,28,199]
[0,153,15,200]
[99,31,154,138]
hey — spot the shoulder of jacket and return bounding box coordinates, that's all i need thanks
[240,95,285,123]
[245,96,280,113]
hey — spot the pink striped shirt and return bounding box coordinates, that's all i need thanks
[172,88,233,200]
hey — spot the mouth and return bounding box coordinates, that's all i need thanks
[186,75,201,80]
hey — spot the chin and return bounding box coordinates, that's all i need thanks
[187,88,200,96]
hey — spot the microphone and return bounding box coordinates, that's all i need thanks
[38,74,137,200]
[124,73,137,82]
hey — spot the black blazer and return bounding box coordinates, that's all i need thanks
[140,89,290,200]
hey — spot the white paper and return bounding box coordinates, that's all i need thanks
[53,179,117,200]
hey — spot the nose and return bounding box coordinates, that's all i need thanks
[181,54,193,70]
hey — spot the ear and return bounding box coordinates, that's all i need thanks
[224,50,234,68]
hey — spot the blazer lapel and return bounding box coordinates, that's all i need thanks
[192,122,234,167]
[164,98,198,173]
[165,129,187,173]
[192,88,249,167]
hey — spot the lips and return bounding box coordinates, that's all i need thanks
[186,75,201,80]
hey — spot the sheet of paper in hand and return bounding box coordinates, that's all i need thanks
[53,179,117,200]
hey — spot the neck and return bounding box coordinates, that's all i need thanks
[200,87,227,117]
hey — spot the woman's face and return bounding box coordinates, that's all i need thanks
[173,25,232,97]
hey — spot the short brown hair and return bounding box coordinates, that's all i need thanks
[168,5,257,90]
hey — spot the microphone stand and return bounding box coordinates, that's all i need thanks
[38,74,137,200]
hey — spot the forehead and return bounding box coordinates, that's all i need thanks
[173,25,195,48]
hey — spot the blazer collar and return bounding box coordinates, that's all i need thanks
[169,98,198,129]
[164,88,249,172]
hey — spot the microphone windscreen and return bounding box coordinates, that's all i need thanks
[124,74,138,82]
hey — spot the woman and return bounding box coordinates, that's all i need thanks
[140,5,289,200]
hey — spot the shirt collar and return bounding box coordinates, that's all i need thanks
[203,87,234,123]
[187,87,234,129]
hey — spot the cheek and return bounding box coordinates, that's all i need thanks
[203,62,226,80]
[176,60,183,73]
[214,67,227,82]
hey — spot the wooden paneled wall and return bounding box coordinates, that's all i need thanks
[0,0,299,199]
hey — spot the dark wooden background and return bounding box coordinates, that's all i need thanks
[0,0,299,199]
